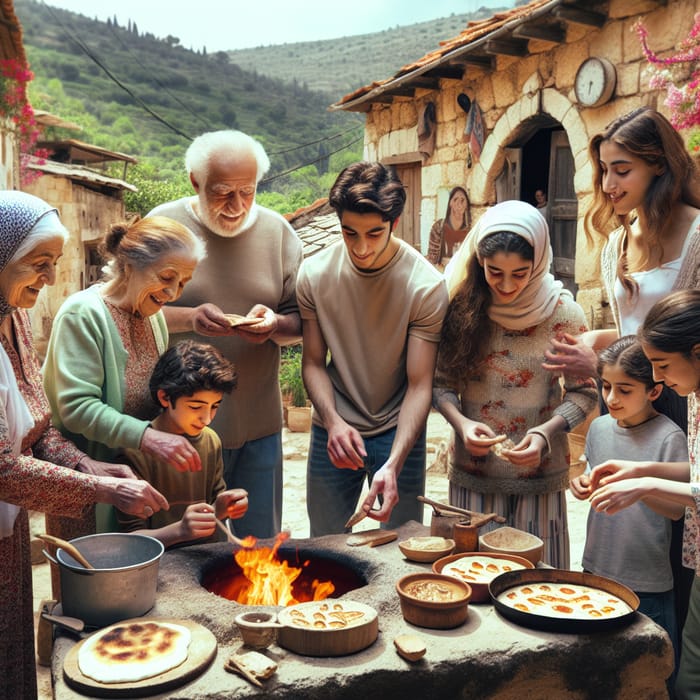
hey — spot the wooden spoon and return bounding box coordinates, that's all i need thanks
[37,534,95,569]
[417,495,506,524]
[215,518,255,548]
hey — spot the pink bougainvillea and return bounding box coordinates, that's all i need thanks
[0,58,45,185]
[636,16,700,143]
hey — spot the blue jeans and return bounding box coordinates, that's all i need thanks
[223,433,282,539]
[306,424,426,537]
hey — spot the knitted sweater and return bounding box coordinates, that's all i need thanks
[43,285,168,462]
[434,294,597,495]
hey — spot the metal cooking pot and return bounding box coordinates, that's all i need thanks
[43,533,164,628]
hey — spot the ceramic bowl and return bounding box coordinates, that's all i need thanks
[396,572,471,629]
[432,552,534,603]
[478,526,544,566]
[398,536,455,563]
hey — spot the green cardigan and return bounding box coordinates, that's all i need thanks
[43,285,168,462]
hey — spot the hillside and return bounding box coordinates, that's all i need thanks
[13,1,510,214]
[14,0,361,194]
[226,8,507,96]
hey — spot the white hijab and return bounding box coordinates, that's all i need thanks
[0,345,35,538]
[444,200,570,330]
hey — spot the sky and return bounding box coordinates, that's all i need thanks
[42,0,515,52]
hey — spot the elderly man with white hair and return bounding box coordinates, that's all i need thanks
[149,130,302,539]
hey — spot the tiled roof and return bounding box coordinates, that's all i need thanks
[0,0,25,63]
[285,198,342,258]
[331,0,567,111]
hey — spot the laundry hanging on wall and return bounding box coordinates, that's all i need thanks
[462,99,484,167]
[417,101,437,162]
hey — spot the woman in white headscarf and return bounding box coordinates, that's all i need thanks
[433,201,597,568]
[0,191,168,699]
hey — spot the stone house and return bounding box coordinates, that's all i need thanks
[0,0,25,189]
[329,0,697,328]
[24,135,137,355]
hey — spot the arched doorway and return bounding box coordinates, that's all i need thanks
[494,117,578,295]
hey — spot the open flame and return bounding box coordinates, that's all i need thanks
[233,532,335,606]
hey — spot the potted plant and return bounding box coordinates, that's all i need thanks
[280,346,312,432]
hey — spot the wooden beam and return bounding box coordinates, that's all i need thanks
[406,77,441,91]
[423,65,465,81]
[552,6,607,28]
[450,55,494,71]
[485,38,529,57]
[382,86,416,97]
[512,23,566,44]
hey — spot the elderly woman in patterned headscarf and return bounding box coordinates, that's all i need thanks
[0,191,169,699]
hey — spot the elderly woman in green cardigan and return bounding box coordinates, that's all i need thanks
[43,216,206,536]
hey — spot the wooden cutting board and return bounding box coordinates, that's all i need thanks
[63,617,217,698]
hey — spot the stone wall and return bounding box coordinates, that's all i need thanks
[25,174,125,357]
[0,120,18,190]
[361,0,700,327]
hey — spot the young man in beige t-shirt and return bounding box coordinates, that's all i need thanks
[296,162,449,536]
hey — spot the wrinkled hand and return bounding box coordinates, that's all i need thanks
[104,478,169,518]
[506,433,545,468]
[359,465,398,523]
[588,460,639,491]
[327,420,366,470]
[78,457,136,479]
[140,427,202,472]
[542,333,597,378]
[179,503,217,541]
[589,478,647,515]
[462,421,502,458]
[191,303,236,337]
[216,489,249,520]
[570,473,592,500]
[233,304,278,344]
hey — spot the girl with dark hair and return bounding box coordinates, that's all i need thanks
[571,335,686,669]
[433,200,597,568]
[545,106,700,418]
[426,186,470,266]
[586,289,700,699]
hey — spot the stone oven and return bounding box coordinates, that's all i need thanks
[50,522,673,699]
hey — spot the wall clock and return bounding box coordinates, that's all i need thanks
[574,57,617,108]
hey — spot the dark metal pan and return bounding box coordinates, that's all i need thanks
[489,568,640,633]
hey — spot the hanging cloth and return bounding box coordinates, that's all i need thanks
[417,101,437,162]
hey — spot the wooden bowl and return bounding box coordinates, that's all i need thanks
[276,600,378,657]
[478,526,544,566]
[398,536,455,563]
[432,552,534,603]
[396,573,471,629]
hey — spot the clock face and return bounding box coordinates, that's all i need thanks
[575,58,616,107]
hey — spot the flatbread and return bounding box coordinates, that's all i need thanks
[441,555,527,584]
[491,437,515,456]
[78,621,191,684]
[497,582,633,620]
[224,313,264,328]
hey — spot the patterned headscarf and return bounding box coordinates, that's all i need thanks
[0,191,58,318]
[445,200,570,330]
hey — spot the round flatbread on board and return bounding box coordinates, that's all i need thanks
[78,621,191,684]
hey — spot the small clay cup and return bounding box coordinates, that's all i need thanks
[234,610,282,650]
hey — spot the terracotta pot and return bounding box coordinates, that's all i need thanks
[287,406,312,432]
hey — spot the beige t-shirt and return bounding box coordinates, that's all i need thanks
[297,239,448,436]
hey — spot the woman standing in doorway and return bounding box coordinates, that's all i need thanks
[427,186,470,267]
